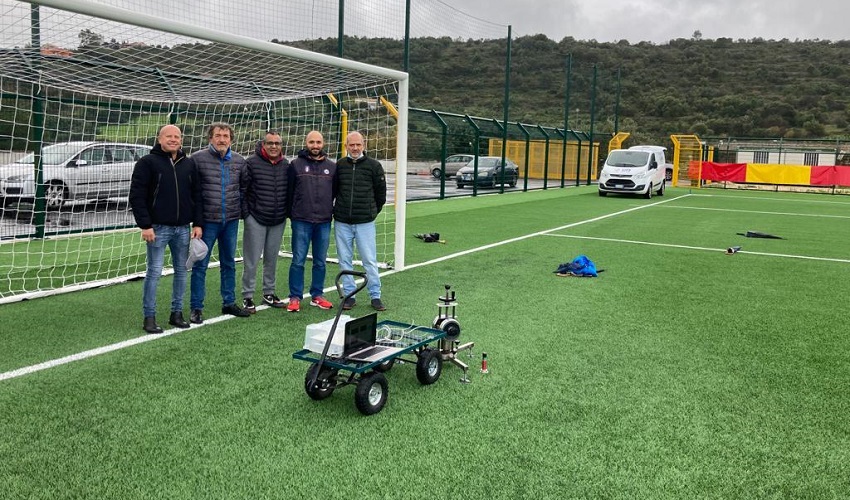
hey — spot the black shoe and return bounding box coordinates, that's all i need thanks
[168,311,190,329]
[222,303,250,317]
[342,298,356,310]
[190,309,203,324]
[143,316,163,334]
[371,298,386,311]
[262,294,285,308]
[242,298,256,314]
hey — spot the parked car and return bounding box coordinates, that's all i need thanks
[0,141,150,208]
[430,154,475,179]
[456,156,519,189]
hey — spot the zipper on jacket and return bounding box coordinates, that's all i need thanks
[347,162,356,218]
[172,156,181,221]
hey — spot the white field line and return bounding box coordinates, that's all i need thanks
[545,233,850,264]
[663,205,850,219]
[1,194,692,382]
[690,192,850,205]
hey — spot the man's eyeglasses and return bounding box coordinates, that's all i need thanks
[264,141,282,146]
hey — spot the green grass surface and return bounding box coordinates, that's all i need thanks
[2,186,849,498]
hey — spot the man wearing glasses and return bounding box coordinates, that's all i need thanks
[240,131,290,313]
[286,130,336,312]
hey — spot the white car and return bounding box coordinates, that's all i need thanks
[0,141,150,208]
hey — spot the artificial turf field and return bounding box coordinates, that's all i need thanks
[2,185,849,499]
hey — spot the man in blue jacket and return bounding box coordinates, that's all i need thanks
[189,122,250,323]
[129,124,203,333]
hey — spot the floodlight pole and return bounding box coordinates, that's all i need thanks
[500,26,512,193]
[30,4,47,238]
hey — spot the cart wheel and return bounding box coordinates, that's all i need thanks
[305,364,338,401]
[373,358,395,373]
[354,372,388,415]
[416,348,443,385]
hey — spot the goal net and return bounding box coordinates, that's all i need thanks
[0,0,408,303]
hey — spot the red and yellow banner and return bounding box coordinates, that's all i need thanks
[690,161,850,187]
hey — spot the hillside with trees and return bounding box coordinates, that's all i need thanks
[290,35,850,144]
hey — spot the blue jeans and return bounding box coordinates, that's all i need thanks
[190,219,239,310]
[333,220,380,299]
[289,219,331,299]
[143,224,190,318]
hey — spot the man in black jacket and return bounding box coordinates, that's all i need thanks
[333,131,387,311]
[129,124,203,333]
[240,131,290,313]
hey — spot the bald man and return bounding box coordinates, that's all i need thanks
[286,130,337,312]
[129,124,204,333]
[333,131,387,311]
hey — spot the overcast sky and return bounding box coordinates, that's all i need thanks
[469,0,849,43]
[4,0,848,48]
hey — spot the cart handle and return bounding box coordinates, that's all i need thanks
[334,270,368,302]
[308,270,369,391]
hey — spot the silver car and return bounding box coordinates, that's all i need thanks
[430,154,475,179]
[0,141,150,208]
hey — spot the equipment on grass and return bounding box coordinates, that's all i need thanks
[726,246,742,255]
[736,231,784,239]
[555,255,600,277]
[414,232,445,243]
[294,274,475,415]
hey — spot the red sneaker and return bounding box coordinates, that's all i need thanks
[287,297,300,312]
[310,296,333,310]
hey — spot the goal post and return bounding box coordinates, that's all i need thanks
[0,0,408,303]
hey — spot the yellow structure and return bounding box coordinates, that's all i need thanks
[670,135,704,187]
[608,132,630,152]
[488,138,600,180]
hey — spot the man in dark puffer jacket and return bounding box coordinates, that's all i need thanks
[333,131,387,311]
[239,131,290,313]
[189,122,250,323]
[129,124,203,333]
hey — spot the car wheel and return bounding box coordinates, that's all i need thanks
[598,190,607,197]
[509,174,517,187]
[657,180,665,197]
[431,168,443,179]
[457,183,464,189]
[45,182,68,209]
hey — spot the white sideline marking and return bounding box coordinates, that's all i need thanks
[545,234,850,264]
[663,205,850,219]
[1,194,690,382]
[691,193,850,205]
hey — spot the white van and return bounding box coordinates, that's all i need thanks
[598,145,667,198]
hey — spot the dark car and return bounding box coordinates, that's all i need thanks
[456,156,519,189]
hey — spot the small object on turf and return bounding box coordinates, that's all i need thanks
[414,232,445,243]
[480,352,489,374]
[726,246,742,255]
[736,230,784,239]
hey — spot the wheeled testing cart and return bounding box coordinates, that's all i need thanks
[292,271,474,415]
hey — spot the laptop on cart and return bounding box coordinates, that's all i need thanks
[343,313,403,362]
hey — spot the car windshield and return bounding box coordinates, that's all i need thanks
[17,143,84,165]
[606,150,649,168]
[477,158,499,168]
